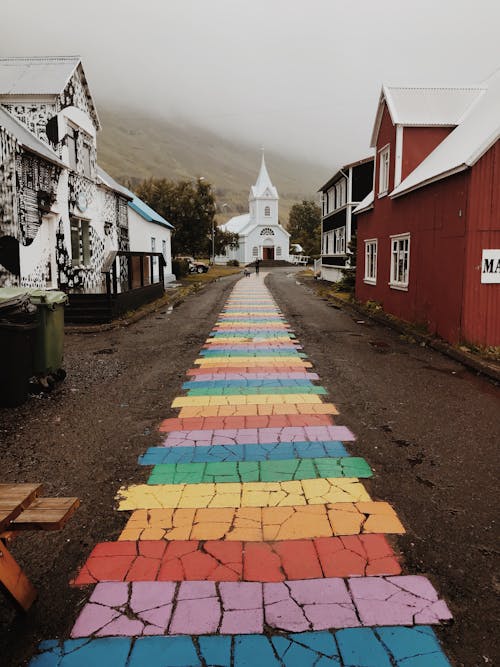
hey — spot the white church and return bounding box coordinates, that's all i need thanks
[216,154,290,265]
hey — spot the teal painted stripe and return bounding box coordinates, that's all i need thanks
[147,456,372,485]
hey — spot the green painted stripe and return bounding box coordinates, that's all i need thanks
[147,457,372,485]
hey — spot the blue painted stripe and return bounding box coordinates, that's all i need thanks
[182,379,318,389]
[185,386,327,396]
[30,626,452,666]
[139,441,350,465]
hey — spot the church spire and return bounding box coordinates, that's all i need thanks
[252,150,278,199]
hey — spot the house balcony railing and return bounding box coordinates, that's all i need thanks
[101,250,166,297]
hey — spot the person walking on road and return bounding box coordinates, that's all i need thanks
[255,258,260,274]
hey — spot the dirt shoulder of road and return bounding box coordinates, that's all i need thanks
[267,268,500,667]
[300,273,500,384]
[0,272,241,667]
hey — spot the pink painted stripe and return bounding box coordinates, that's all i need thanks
[161,425,355,447]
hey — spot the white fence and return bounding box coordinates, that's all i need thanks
[313,258,321,277]
[289,254,310,265]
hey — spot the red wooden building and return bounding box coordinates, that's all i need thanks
[354,72,500,347]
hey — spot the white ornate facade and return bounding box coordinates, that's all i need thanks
[0,56,173,292]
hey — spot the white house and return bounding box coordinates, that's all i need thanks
[97,167,175,284]
[0,55,174,307]
[0,56,130,290]
[216,153,290,265]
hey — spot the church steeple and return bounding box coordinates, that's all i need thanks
[250,150,279,200]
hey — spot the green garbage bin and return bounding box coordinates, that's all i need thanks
[25,289,68,375]
[0,288,39,407]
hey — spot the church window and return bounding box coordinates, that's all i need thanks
[264,206,271,217]
[260,227,274,236]
[252,246,258,256]
[276,246,282,256]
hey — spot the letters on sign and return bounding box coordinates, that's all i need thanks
[481,249,500,284]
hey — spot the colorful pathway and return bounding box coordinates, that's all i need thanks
[30,275,453,666]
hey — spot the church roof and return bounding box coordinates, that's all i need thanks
[220,214,251,234]
[250,153,278,199]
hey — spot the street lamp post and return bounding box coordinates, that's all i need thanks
[211,220,215,266]
[212,202,228,265]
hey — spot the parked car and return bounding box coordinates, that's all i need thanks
[176,256,209,274]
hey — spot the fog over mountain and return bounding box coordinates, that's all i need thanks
[2,0,499,172]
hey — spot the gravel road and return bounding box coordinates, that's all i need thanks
[0,267,498,666]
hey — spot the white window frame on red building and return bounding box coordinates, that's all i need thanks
[378,144,390,196]
[364,239,378,284]
[390,233,410,290]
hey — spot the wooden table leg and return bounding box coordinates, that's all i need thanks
[0,540,37,611]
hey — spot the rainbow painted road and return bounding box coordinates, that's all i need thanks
[30,275,453,666]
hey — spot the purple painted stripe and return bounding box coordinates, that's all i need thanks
[161,426,355,447]
[70,576,452,638]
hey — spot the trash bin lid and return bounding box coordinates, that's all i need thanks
[0,287,31,311]
[25,289,68,306]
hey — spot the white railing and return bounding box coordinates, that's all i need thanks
[313,258,321,277]
[289,254,310,265]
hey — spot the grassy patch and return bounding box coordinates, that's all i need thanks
[182,265,242,284]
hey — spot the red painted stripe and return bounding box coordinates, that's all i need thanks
[72,535,401,585]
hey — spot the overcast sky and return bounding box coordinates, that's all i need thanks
[2,0,500,169]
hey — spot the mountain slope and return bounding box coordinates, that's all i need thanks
[97,107,331,224]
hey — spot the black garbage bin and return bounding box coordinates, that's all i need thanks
[0,289,39,407]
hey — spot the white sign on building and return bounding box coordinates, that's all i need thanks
[481,249,500,283]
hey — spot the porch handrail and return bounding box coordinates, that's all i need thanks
[101,250,166,297]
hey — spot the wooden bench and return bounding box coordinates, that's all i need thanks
[0,483,79,611]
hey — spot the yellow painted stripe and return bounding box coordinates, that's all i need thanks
[195,358,311,367]
[171,394,323,407]
[116,477,371,511]
[176,403,339,418]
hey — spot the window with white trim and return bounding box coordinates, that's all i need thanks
[264,206,271,216]
[327,187,335,213]
[335,178,346,209]
[252,246,258,256]
[276,246,282,256]
[364,239,377,284]
[379,145,390,195]
[333,227,345,254]
[70,217,90,267]
[390,234,410,289]
[322,231,333,255]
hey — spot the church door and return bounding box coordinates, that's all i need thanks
[263,247,274,260]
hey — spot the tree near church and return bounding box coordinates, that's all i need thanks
[214,226,239,257]
[135,177,216,256]
[287,200,321,257]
